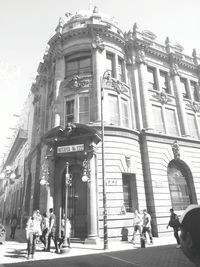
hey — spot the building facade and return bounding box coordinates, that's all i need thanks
[19,5,200,241]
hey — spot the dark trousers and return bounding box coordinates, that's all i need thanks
[173,227,180,245]
[47,229,58,252]
[142,226,153,243]
[10,226,17,239]
[40,228,48,249]
[132,225,142,241]
[27,232,37,255]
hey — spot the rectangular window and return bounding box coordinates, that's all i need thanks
[190,81,198,102]
[187,113,199,139]
[180,78,189,99]
[121,98,129,127]
[165,108,179,136]
[152,105,165,133]
[79,95,89,124]
[65,99,74,124]
[65,53,92,78]
[147,66,157,90]
[106,53,114,77]
[118,57,125,82]
[122,174,138,213]
[160,71,170,93]
[109,94,119,125]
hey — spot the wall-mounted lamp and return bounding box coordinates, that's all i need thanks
[40,156,49,186]
[81,159,91,183]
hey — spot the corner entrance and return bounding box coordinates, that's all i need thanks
[61,163,87,239]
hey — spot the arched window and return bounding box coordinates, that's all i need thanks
[167,161,191,210]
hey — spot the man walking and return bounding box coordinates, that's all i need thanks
[47,208,59,253]
[131,209,142,245]
[142,209,153,244]
[167,208,181,248]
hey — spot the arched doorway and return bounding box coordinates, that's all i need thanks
[167,159,197,210]
[61,163,87,239]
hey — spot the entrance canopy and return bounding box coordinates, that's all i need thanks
[41,123,101,146]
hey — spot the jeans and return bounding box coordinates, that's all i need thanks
[27,232,37,256]
[40,228,48,249]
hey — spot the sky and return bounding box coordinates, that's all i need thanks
[0,0,200,167]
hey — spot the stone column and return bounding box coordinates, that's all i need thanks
[170,63,190,136]
[85,149,99,244]
[136,49,153,130]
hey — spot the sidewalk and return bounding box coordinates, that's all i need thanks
[0,226,177,264]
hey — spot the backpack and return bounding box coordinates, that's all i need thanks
[169,214,180,228]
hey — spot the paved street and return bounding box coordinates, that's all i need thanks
[0,227,196,267]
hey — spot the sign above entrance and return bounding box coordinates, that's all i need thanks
[57,144,84,154]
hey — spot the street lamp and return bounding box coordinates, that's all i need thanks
[81,159,91,183]
[61,162,72,254]
[100,70,111,250]
[40,156,51,213]
[0,166,17,224]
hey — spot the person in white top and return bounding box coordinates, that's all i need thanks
[26,210,42,260]
[131,209,142,245]
[142,209,153,244]
[58,217,71,249]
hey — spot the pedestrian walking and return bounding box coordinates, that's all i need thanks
[142,209,153,244]
[26,210,42,260]
[40,212,49,250]
[131,209,142,245]
[58,217,71,250]
[179,204,200,267]
[10,214,18,239]
[167,208,181,248]
[47,208,59,253]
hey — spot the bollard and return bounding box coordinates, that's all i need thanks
[140,235,146,248]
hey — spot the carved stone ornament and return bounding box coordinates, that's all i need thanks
[105,77,129,94]
[92,34,105,52]
[153,91,172,105]
[186,101,200,113]
[170,63,180,76]
[172,140,180,159]
[125,155,131,168]
[136,50,146,64]
[66,75,90,89]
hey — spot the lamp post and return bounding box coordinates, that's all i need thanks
[0,166,16,224]
[61,162,72,254]
[40,156,51,213]
[101,70,111,250]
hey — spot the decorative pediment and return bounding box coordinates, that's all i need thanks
[152,91,172,105]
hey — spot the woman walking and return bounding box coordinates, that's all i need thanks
[26,210,42,260]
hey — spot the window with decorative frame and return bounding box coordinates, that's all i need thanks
[186,113,199,139]
[65,94,90,125]
[167,161,191,210]
[180,78,189,99]
[152,105,165,133]
[160,70,170,94]
[65,52,92,78]
[106,52,115,78]
[147,66,157,90]
[190,81,199,102]
[118,57,125,82]
[108,93,130,127]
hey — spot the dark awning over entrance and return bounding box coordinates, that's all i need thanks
[41,123,101,146]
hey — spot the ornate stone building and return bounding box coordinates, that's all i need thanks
[21,5,200,242]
